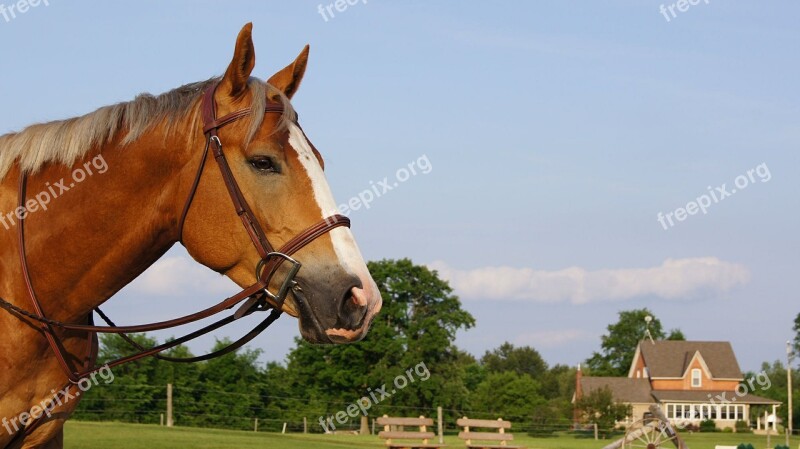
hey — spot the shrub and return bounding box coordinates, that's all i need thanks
[736,444,754,449]
[735,420,751,433]
[682,422,699,432]
[699,419,717,432]
[774,445,789,449]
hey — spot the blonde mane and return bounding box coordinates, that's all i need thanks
[0,77,295,180]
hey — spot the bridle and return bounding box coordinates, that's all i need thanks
[0,80,348,388]
[0,80,350,443]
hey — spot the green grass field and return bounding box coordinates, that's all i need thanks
[64,421,797,449]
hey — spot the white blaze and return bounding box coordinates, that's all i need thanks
[287,124,378,296]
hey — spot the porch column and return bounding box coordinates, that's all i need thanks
[772,405,778,431]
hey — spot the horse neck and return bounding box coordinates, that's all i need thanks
[0,114,203,322]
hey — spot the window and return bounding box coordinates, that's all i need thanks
[731,405,744,420]
[691,369,702,387]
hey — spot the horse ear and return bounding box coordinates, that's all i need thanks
[221,23,256,98]
[267,45,309,99]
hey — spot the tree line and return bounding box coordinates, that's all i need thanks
[75,259,576,433]
[73,259,800,435]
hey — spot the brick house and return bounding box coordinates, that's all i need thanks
[574,340,780,430]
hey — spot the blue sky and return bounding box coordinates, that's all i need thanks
[1,1,798,372]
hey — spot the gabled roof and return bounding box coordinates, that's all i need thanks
[683,350,712,379]
[580,377,655,404]
[636,341,743,380]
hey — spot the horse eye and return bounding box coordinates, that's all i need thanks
[249,156,279,173]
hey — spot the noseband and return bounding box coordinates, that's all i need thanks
[0,81,349,389]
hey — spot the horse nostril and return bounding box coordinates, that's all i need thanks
[338,286,369,329]
[350,286,368,307]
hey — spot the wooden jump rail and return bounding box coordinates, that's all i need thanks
[457,417,525,449]
[377,415,445,449]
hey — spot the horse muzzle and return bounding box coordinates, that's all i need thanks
[291,277,382,344]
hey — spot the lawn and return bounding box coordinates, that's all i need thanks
[64,421,796,449]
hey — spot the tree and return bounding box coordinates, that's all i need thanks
[282,259,476,421]
[585,309,684,377]
[481,342,548,379]
[469,371,546,423]
[666,328,686,340]
[530,365,578,435]
[743,361,798,430]
[77,333,202,424]
[193,339,265,429]
[575,386,631,437]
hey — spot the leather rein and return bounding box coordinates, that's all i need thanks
[0,81,349,383]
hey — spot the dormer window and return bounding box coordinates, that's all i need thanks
[691,368,702,387]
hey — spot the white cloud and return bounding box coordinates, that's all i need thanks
[428,257,750,304]
[514,329,591,348]
[129,256,238,297]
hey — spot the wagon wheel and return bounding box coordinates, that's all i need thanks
[621,418,679,449]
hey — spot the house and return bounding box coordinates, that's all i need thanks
[574,340,781,431]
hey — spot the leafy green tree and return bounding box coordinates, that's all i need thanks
[537,364,577,424]
[460,351,486,392]
[192,339,265,429]
[666,328,686,340]
[76,334,197,423]
[469,371,546,423]
[539,364,576,401]
[585,309,684,376]
[481,342,548,378]
[793,313,800,359]
[575,386,631,437]
[743,361,798,430]
[283,259,476,422]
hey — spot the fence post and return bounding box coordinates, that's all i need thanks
[304,417,308,434]
[254,418,258,432]
[360,416,369,435]
[160,413,164,426]
[438,406,443,444]
[166,384,174,428]
[593,423,598,440]
[282,422,287,434]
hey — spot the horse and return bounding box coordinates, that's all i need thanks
[0,23,382,448]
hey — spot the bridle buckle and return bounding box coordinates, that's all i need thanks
[256,252,302,308]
